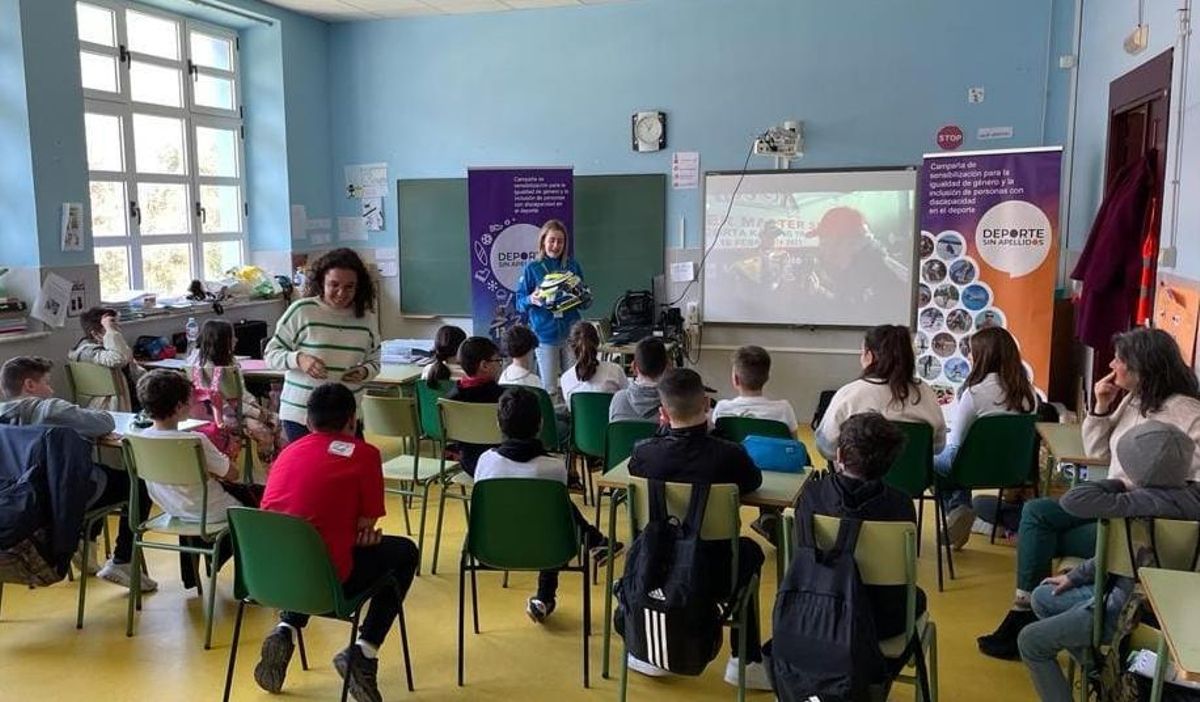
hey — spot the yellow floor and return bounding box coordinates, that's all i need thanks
[0,488,1036,702]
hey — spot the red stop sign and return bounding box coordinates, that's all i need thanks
[937,125,964,150]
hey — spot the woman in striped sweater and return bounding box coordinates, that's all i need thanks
[266,248,381,442]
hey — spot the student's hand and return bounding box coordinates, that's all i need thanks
[342,366,368,383]
[1041,573,1075,594]
[101,314,119,332]
[1093,371,1119,414]
[297,352,328,379]
[528,294,543,307]
[355,527,383,546]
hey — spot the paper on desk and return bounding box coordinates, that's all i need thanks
[338,216,367,241]
[32,272,72,328]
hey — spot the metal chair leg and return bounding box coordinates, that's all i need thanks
[204,541,222,650]
[400,484,413,536]
[415,482,432,576]
[916,495,926,557]
[470,557,480,634]
[582,551,591,688]
[398,603,414,691]
[297,627,309,670]
[457,552,467,687]
[602,490,620,679]
[222,601,245,702]
[990,488,1003,545]
[341,613,360,702]
[934,496,945,592]
[939,495,956,581]
[125,543,141,637]
[431,480,450,575]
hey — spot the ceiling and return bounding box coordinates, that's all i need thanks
[263,0,630,22]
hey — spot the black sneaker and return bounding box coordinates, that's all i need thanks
[526,597,556,623]
[333,645,382,702]
[977,609,1037,660]
[253,626,295,693]
[749,513,780,546]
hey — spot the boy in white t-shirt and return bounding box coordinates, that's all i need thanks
[712,345,798,433]
[499,324,543,389]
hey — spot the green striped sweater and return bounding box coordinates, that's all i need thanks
[265,297,381,424]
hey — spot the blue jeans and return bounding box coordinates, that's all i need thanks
[1018,583,1111,702]
[534,343,570,405]
[933,443,971,510]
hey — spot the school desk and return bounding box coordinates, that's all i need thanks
[1138,567,1200,701]
[142,359,424,388]
[102,411,208,447]
[1036,422,1109,493]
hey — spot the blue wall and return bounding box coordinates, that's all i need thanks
[327,0,1061,251]
[0,0,39,267]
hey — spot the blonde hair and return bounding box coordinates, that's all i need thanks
[535,219,570,261]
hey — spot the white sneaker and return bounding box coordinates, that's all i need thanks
[97,558,158,592]
[73,540,100,575]
[946,505,976,551]
[723,658,773,691]
[626,653,671,678]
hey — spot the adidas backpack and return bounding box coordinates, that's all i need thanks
[614,480,723,675]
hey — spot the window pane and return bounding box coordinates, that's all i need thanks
[133,114,186,174]
[84,113,124,171]
[200,185,240,233]
[195,126,238,177]
[89,181,127,237]
[80,51,119,92]
[203,240,242,280]
[130,61,183,107]
[77,3,116,46]
[190,31,232,71]
[194,73,235,111]
[126,10,179,60]
[136,182,189,235]
[95,246,131,300]
[142,243,192,296]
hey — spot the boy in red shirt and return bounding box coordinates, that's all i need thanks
[254,383,418,702]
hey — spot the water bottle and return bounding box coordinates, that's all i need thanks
[186,316,200,356]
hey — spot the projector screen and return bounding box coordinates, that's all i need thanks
[702,168,918,326]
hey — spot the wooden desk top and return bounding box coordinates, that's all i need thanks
[597,458,809,509]
[1138,567,1200,682]
[102,412,208,447]
[1036,421,1109,467]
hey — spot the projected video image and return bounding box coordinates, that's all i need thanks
[702,170,916,326]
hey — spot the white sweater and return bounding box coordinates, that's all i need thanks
[560,361,628,406]
[265,297,381,424]
[1082,394,1200,482]
[816,377,947,460]
[946,373,1033,448]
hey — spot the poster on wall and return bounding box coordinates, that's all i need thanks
[918,146,1062,406]
[467,167,573,340]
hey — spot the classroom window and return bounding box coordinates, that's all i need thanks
[78,1,245,300]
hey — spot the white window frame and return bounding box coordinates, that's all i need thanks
[79,0,246,297]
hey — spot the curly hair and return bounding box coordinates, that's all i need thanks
[837,412,906,480]
[304,247,376,318]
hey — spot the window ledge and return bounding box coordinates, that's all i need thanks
[0,331,52,345]
[120,296,284,326]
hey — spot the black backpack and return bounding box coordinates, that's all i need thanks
[769,515,902,702]
[614,480,723,675]
[812,390,837,431]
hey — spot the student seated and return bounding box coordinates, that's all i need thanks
[67,306,144,411]
[933,327,1037,550]
[0,356,156,591]
[627,368,769,690]
[136,370,261,589]
[190,319,283,466]
[475,387,620,623]
[445,336,506,476]
[422,324,467,385]
[559,321,627,407]
[816,324,946,462]
[711,344,799,433]
[794,411,927,640]
[608,336,669,422]
[1018,421,1200,702]
[499,324,542,388]
[254,383,420,702]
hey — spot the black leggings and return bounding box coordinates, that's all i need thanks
[86,464,150,564]
[179,482,263,589]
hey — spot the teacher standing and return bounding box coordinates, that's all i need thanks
[515,219,589,403]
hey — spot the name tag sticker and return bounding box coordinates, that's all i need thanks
[328,440,356,457]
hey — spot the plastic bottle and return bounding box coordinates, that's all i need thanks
[186,316,200,356]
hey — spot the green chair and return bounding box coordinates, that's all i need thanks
[714,416,793,443]
[569,391,615,507]
[414,378,452,452]
[885,421,935,557]
[221,507,414,702]
[457,479,591,687]
[591,420,658,531]
[430,399,502,575]
[1072,517,1200,701]
[609,478,758,702]
[781,512,940,702]
[121,434,230,649]
[934,414,1038,591]
[67,360,131,411]
[527,385,565,452]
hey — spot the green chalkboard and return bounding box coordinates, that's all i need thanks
[398,174,666,318]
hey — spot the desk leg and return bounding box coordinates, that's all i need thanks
[1042,450,1054,496]
[775,516,787,587]
[1150,635,1169,702]
[602,489,620,680]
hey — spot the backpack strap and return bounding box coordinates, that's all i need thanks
[682,482,711,536]
[647,479,669,525]
[830,517,863,559]
[1190,521,1200,572]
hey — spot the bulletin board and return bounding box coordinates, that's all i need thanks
[1154,273,1200,366]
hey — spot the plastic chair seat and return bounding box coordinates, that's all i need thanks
[365,434,407,464]
[880,612,930,658]
[382,456,455,484]
[142,512,229,538]
[450,472,474,487]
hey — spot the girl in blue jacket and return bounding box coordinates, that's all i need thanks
[515,220,589,401]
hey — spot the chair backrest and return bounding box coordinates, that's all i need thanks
[715,416,792,443]
[437,399,503,445]
[605,420,658,471]
[949,414,1038,488]
[361,396,420,441]
[415,379,451,442]
[524,385,561,451]
[467,479,579,570]
[227,507,346,616]
[626,476,740,542]
[215,365,245,403]
[67,361,129,410]
[1098,517,1200,579]
[811,514,917,587]
[884,421,934,498]
[570,391,614,458]
[121,433,212,529]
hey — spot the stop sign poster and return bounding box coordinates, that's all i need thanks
[917,147,1062,405]
[936,124,964,150]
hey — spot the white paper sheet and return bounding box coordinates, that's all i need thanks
[338,216,367,241]
[310,233,332,245]
[61,203,84,251]
[306,218,332,231]
[362,197,384,231]
[671,151,700,190]
[32,272,72,328]
[345,162,389,199]
[378,261,398,278]
[376,248,398,261]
